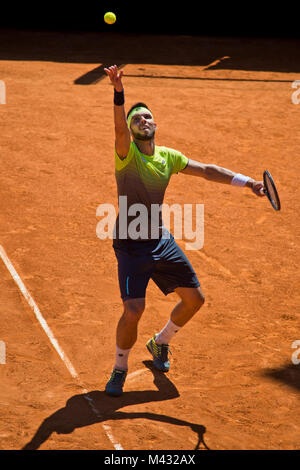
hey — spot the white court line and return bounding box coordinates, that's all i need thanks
[127,369,148,381]
[0,245,123,450]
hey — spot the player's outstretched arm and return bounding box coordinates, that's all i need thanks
[104,65,131,159]
[181,159,265,197]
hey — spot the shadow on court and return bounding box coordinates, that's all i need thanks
[22,360,209,451]
[0,29,299,86]
[262,363,300,393]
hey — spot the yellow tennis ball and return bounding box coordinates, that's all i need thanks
[104,12,116,25]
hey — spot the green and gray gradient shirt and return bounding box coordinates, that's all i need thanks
[114,141,189,242]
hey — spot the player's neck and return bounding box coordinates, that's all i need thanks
[134,138,155,156]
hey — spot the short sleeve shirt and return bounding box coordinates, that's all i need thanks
[114,141,188,242]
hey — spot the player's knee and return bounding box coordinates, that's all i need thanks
[193,292,205,311]
[198,292,205,310]
[123,298,145,321]
[185,288,205,312]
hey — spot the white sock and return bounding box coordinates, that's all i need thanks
[114,346,131,371]
[155,319,181,345]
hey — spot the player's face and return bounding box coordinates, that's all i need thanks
[130,112,157,141]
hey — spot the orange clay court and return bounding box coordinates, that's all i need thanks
[0,30,299,450]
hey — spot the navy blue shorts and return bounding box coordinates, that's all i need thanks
[113,234,200,301]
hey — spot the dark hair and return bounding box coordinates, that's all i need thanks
[126,102,151,119]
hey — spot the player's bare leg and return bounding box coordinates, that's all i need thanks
[171,286,205,326]
[105,298,145,396]
[116,298,146,350]
[146,286,204,371]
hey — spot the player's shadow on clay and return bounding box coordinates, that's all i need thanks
[22,360,209,451]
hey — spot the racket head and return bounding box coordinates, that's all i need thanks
[263,170,281,211]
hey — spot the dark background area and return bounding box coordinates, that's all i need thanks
[0,2,298,38]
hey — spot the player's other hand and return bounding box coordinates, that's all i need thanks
[104,65,124,92]
[251,181,265,197]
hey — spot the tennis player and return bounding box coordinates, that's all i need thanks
[104,65,265,396]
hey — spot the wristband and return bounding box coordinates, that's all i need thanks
[114,89,125,106]
[231,173,250,187]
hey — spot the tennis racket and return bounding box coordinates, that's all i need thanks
[263,170,281,211]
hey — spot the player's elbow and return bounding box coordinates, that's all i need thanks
[204,164,218,180]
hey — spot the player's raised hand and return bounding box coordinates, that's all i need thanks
[104,65,124,92]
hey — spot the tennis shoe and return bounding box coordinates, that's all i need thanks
[105,368,127,396]
[146,334,171,372]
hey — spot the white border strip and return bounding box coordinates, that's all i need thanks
[0,245,123,450]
